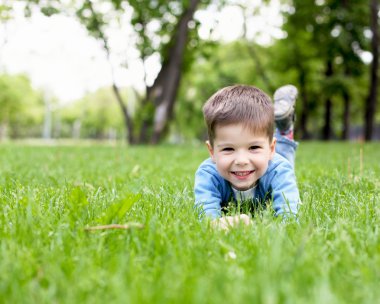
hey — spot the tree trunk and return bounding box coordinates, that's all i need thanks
[323,98,333,140]
[85,0,135,144]
[43,93,52,140]
[147,0,200,144]
[245,44,275,93]
[0,122,8,141]
[298,69,310,139]
[364,0,379,141]
[342,89,350,140]
[322,60,334,140]
[240,3,274,93]
[341,0,351,141]
[112,84,135,144]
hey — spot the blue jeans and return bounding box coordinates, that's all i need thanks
[274,129,298,168]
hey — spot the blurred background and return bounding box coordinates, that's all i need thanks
[0,0,379,144]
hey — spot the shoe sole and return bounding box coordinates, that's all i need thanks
[274,85,298,120]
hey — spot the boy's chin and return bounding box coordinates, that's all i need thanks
[230,182,257,191]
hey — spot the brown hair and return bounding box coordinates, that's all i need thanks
[203,85,274,146]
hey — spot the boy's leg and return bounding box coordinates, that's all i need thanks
[273,84,298,167]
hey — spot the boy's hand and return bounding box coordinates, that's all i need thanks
[211,214,252,231]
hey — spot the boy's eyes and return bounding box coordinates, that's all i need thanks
[221,147,234,152]
[220,146,261,152]
[249,146,261,150]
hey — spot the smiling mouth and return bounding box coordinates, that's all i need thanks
[231,170,255,177]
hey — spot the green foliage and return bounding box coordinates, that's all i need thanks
[0,142,379,302]
[174,0,373,141]
[127,0,202,58]
[40,6,60,17]
[7,0,379,141]
[0,74,44,138]
[175,40,281,141]
[75,0,109,42]
[73,0,210,79]
[59,87,128,139]
[0,2,12,21]
[276,0,371,138]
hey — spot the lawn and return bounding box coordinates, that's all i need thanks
[0,142,379,303]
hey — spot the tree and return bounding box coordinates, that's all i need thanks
[133,0,203,144]
[329,0,370,140]
[274,1,324,139]
[59,87,126,139]
[22,0,209,144]
[364,0,379,140]
[175,40,273,141]
[280,0,371,140]
[0,74,43,139]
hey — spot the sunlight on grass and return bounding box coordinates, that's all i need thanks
[0,142,379,303]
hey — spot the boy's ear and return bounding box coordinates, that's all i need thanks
[269,137,276,159]
[205,140,215,161]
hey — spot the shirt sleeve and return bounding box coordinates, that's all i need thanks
[270,160,300,218]
[194,163,224,220]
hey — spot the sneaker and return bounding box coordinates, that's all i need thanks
[273,84,298,132]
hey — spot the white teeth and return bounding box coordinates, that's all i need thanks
[236,172,246,176]
[234,171,252,176]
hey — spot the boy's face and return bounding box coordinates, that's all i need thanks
[206,123,276,191]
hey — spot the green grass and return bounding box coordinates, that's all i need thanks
[0,142,379,303]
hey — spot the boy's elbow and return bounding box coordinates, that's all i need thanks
[194,200,221,220]
[274,200,299,217]
[275,201,300,223]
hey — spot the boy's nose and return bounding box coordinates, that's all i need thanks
[234,152,249,166]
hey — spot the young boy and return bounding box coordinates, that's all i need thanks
[194,84,300,229]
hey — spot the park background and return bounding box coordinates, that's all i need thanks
[1,0,379,144]
[1,1,380,303]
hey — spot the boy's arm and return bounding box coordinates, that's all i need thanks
[194,164,224,220]
[270,161,300,218]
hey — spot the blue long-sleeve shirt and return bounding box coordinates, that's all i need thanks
[194,153,300,219]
